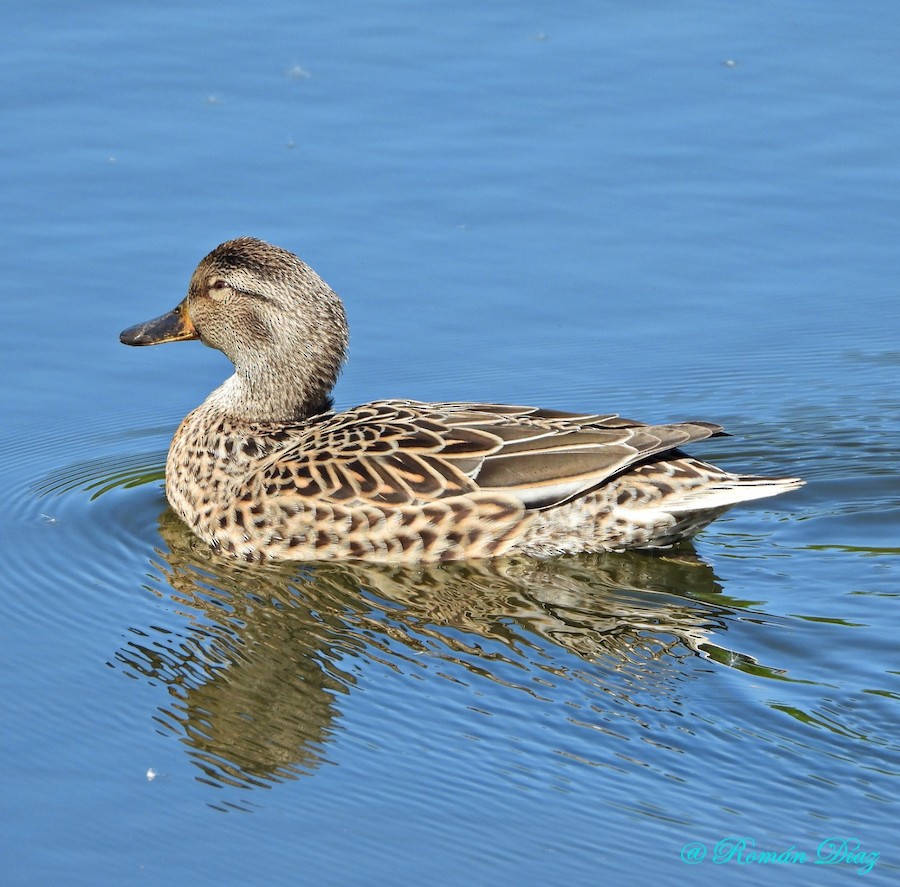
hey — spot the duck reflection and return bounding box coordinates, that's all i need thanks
[115,509,754,791]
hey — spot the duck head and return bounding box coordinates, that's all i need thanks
[121,237,348,421]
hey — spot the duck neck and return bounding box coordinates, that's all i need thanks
[205,369,331,424]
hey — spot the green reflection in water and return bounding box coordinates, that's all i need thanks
[34,452,167,500]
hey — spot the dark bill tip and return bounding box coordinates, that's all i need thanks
[120,304,199,346]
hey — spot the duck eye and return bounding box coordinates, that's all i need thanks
[208,279,229,301]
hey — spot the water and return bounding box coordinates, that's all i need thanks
[3,1,898,884]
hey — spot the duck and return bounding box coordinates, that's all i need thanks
[120,237,802,563]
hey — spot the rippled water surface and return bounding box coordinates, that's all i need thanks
[4,2,899,884]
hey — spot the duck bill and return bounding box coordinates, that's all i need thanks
[120,302,199,346]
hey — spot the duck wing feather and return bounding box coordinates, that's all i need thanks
[255,399,725,510]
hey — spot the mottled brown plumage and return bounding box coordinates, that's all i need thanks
[120,237,802,563]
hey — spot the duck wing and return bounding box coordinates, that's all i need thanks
[255,399,724,510]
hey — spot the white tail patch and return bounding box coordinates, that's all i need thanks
[664,475,804,513]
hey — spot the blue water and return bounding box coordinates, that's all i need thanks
[3,1,898,884]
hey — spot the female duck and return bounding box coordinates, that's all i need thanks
[121,238,801,563]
